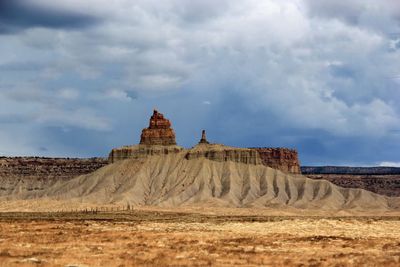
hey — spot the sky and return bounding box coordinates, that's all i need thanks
[0,0,399,166]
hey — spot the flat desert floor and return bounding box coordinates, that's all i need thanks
[0,209,400,267]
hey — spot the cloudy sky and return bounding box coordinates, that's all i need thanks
[0,0,399,166]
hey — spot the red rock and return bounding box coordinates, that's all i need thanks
[139,110,177,145]
[251,148,301,174]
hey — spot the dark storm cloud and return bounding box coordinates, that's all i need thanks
[0,0,399,166]
[0,0,100,33]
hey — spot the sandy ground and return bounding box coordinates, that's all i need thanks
[0,210,400,266]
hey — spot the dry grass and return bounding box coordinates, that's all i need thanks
[0,210,400,266]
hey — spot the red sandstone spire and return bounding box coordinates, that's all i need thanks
[140,110,177,145]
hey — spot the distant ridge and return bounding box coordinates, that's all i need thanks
[301,166,400,175]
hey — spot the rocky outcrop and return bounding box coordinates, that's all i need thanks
[139,110,177,146]
[109,110,182,163]
[199,130,210,144]
[114,111,302,174]
[108,145,184,163]
[0,157,107,196]
[185,144,262,165]
[109,143,260,165]
[251,148,301,174]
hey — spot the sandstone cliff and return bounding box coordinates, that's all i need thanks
[185,144,262,165]
[250,148,301,174]
[111,111,302,174]
[108,145,183,163]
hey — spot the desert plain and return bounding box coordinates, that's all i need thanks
[0,208,400,267]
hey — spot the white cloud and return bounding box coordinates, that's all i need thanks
[0,0,400,162]
[379,162,400,167]
[133,74,184,91]
[103,89,133,102]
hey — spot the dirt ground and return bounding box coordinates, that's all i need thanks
[0,210,400,267]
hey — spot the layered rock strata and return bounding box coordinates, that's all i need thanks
[185,144,262,165]
[251,148,301,174]
[109,143,261,166]
[115,111,302,174]
[108,145,183,163]
[139,110,177,145]
[0,157,107,196]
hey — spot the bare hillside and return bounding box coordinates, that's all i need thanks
[3,152,399,211]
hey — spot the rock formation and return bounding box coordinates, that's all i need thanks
[112,111,302,174]
[108,145,183,163]
[185,144,262,165]
[0,157,107,196]
[2,110,400,200]
[109,110,183,163]
[3,155,399,198]
[251,148,301,174]
[10,152,399,211]
[199,130,209,144]
[2,109,400,198]
[139,109,177,145]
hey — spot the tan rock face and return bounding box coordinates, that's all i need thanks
[108,145,183,163]
[185,144,262,165]
[139,110,177,145]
